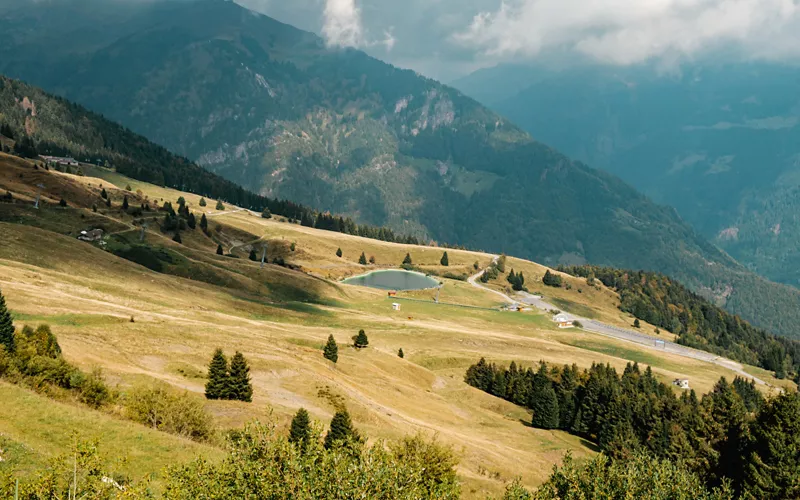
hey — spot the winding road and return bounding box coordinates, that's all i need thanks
[468,259,766,385]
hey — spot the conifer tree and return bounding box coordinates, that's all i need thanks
[187,213,196,229]
[200,213,208,232]
[205,349,229,400]
[398,348,404,358]
[403,253,413,265]
[634,319,641,328]
[359,252,367,265]
[122,196,129,211]
[228,351,253,402]
[172,232,182,244]
[215,200,225,210]
[199,198,207,207]
[531,382,560,429]
[336,248,343,258]
[323,334,338,363]
[354,329,369,349]
[742,391,800,499]
[440,252,449,266]
[324,409,358,449]
[0,289,15,353]
[101,188,108,199]
[289,408,312,449]
[216,244,224,256]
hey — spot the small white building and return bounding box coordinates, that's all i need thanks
[553,314,574,328]
[673,379,690,390]
[392,303,401,311]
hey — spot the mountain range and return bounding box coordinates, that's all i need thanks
[454,63,800,289]
[2,0,800,339]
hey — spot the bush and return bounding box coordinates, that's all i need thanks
[79,368,112,408]
[125,383,213,441]
[163,422,461,499]
[528,452,732,500]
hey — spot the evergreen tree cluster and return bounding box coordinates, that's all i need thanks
[466,357,799,498]
[559,265,800,379]
[542,270,563,287]
[507,269,526,291]
[204,349,253,402]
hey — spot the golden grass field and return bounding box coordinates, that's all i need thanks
[0,154,794,497]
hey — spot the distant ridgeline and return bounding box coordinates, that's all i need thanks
[0,76,421,246]
[465,358,800,499]
[558,265,800,381]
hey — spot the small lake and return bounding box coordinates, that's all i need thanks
[342,270,441,291]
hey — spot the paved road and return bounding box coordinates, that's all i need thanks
[468,259,766,385]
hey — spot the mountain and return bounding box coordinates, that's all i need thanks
[455,63,800,289]
[3,0,800,338]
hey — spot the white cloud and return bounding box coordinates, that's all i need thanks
[322,0,364,47]
[454,0,800,66]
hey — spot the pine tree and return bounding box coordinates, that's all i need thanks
[199,198,207,207]
[215,244,224,256]
[634,319,641,328]
[0,289,15,353]
[205,349,229,400]
[354,329,369,349]
[228,351,253,402]
[336,248,343,258]
[398,348,404,358]
[289,408,312,449]
[359,252,367,265]
[187,213,196,229]
[122,196,129,210]
[323,334,338,363]
[742,391,800,499]
[440,251,449,266]
[531,382,560,430]
[215,200,225,210]
[172,232,182,244]
[403,253,413,265]
[200,213,208,232]
[324,409,358,449]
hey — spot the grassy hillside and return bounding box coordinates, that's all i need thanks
[1,153,792,496]
[3,1,800,341]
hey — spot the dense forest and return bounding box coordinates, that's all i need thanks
[558,265,800,381]
[466,358,800,499]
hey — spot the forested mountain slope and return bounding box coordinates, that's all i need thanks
[456,63,800,289]
[1,0,800,338]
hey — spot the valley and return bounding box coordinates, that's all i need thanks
[0,152,792,496]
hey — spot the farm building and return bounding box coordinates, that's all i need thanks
[553,314,574,328]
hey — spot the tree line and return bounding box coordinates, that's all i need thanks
[466,357,799,499]
[558,265,800,381]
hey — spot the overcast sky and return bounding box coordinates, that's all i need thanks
[191,0,800,81]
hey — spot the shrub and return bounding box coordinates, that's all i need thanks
[79,368,112,408]
[199,198,207,207]
[125,383,213,441]
[163,422,461,499]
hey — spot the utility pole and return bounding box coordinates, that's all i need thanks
[260,246,267,268]
[139,222,149,242]
[34,183,45,209]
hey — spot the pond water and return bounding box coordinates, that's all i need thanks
[342,269,441,291]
